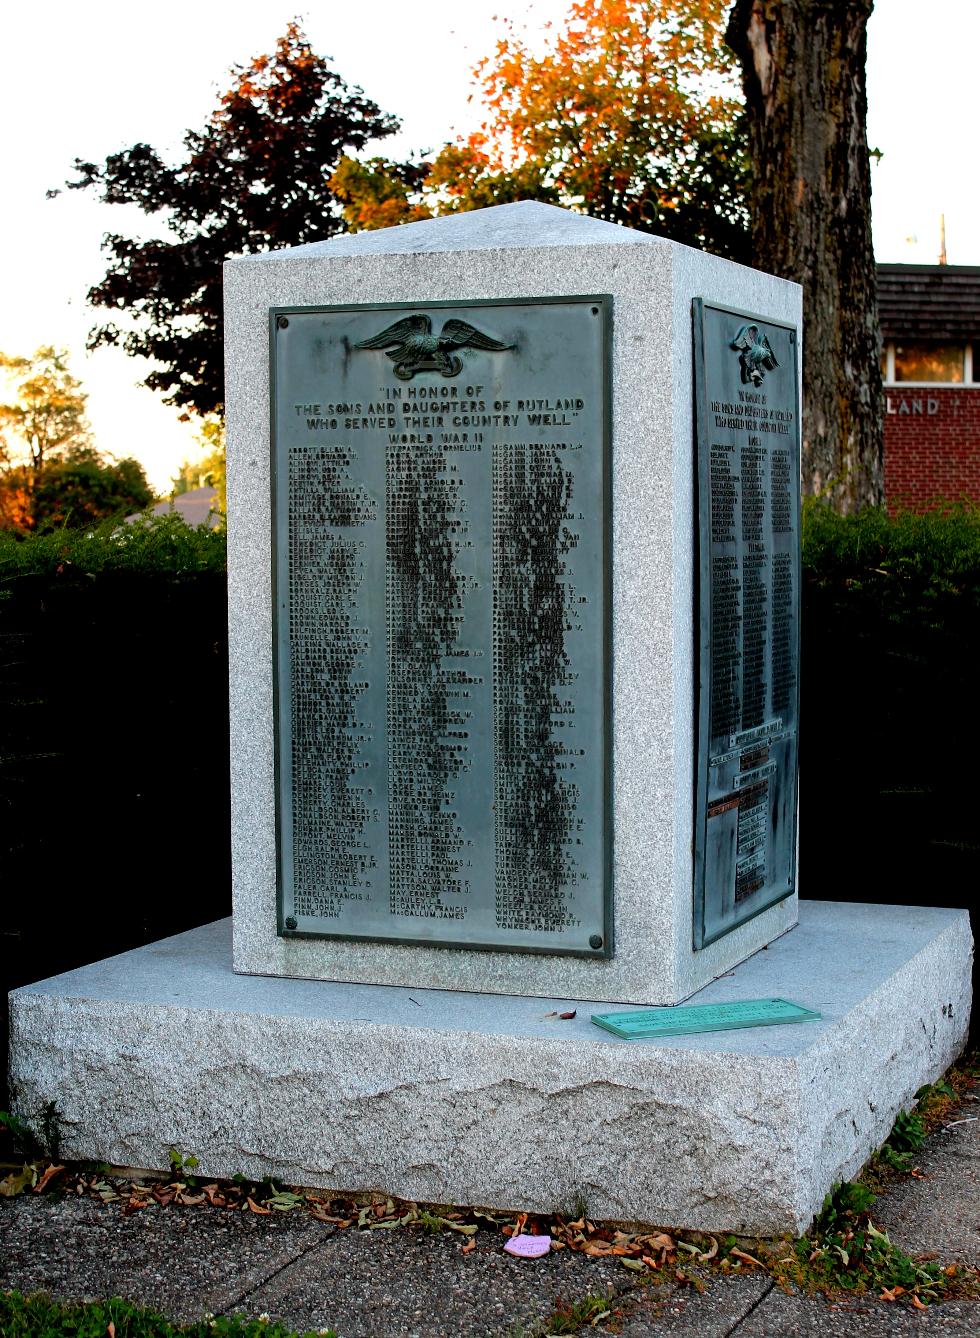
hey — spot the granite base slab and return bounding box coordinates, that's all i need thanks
[7,901,972,1234]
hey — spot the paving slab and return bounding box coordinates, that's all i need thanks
[734,1288,980,1336]
[0,1196,322,1325]
[874,1093,980,1267]
[232,1225,633,1338]
[606,1273,772,1336]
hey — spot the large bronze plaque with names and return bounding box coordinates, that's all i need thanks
[271,297,612,956]
[693,300,801,949]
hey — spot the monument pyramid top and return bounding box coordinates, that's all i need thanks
[234,200,662,263]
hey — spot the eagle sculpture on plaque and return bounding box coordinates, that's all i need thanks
[354,314,513,380]
[730,324,779,386]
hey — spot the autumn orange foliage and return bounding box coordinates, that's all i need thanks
[331,0,747,256]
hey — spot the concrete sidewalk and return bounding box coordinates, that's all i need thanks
[1,1086,977,1337]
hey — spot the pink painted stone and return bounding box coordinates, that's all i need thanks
[503,1233,552,1258]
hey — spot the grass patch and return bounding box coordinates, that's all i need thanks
[772,1181,970,1306]
[0,1292,334,1338]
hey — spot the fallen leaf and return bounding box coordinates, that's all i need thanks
[698,1236,719,1262]
[559,1010,577,1020]
[309,1208,350,1224]
[880,1286,904,1302]
[246,1197,272,1215]
[460,1237,476,1255]
[268,1191,304,1212]
[0,1165,37,1198]
[645,1233,675,1252]
[730,1248,763,1268]
[107,1322,116,1337]
[581,1240,614,1257]
[640,1255,661,1269]
[621,1258,646,1272]
[911,1295,929,1311]
[33,1163,65,1194]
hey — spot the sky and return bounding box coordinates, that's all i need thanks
[0,0,974,492]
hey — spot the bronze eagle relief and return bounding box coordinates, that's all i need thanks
[353,314,514,380]
[730,323,779,387]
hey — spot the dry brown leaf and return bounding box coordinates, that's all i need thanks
[246,1197,272,1215]
[730,1248,763,1268]
[581,1240,614,1256]
[33,1163,65,1194]
[558,1010,577,1020]
[641,1255,660,1269]
[698,1236,719,1262]
[107,1322,116,1338]
[460,1237,476,1255]
[911,1295,928,1311]
[645,1232,675,1252]
[880,1286,904,1302]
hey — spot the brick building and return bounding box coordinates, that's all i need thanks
[878,264,980,511]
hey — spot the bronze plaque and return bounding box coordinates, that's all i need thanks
[693,300,801,948]
[271,297,612,956]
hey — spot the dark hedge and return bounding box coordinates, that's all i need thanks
[1,518,230,1105]
[799,503,979,914]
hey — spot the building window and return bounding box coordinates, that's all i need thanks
[882,341,978,384]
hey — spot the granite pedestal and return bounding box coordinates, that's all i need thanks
[225,201,802,1005]
[8,901,971,1234]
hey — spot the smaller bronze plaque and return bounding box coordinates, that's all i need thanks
[692,300,801,949]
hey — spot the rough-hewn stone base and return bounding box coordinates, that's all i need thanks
[8,901,972,1234]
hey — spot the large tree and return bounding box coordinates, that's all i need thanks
[0,346,93,475]
[726,0,883,511]
[0,346,154,533]
[58,22,400,418]
[333,0,750,260]
[29,448,154,532]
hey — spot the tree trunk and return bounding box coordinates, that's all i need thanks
[726,0,883,511]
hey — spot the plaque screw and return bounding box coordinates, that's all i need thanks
[284,916,297,931]
[277,316,290,329]
[589,934,603,950]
